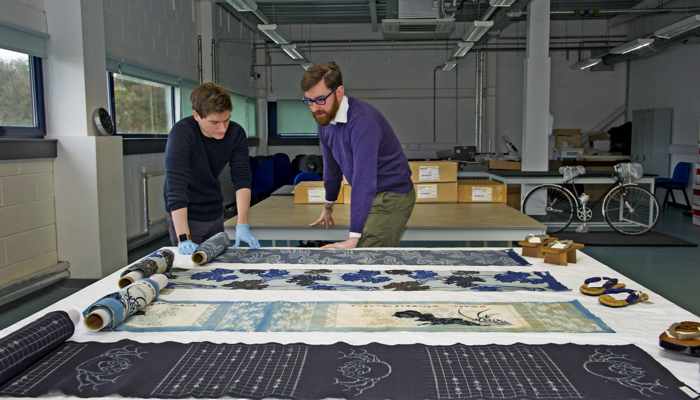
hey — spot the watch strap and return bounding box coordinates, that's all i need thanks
[177,233,191,243]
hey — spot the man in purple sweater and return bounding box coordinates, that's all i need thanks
[301,62,415,249]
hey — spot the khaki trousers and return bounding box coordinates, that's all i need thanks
[357,190,416,248]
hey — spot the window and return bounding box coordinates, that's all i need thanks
[267,100,318,138]
[108,73,177,136]
[229,91,256,138]
[0,48,45,138]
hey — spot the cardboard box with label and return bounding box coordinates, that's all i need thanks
[414,182,458,203]
[343,184,352,204]
[458,180,507,203]
[553,148,584,161]
[294,181,344,204]
[553,128,583,148]
[409,161,458,183]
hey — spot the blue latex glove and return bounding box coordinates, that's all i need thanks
[177,240,198,255]
[232,224,260,249]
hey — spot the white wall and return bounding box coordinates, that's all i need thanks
[626,12,700,187]
[0,159,58,289]
[255,20,629,158]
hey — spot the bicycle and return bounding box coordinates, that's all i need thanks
[521,164,660,235]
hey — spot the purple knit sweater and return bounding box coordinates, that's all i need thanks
[319,97,413,234]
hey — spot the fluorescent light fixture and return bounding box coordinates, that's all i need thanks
[610,38,654,54]
[451,42,474,58]
[301,63,313,70]
[654,14,700,39]
[226,0,257,12]
[281,44,306,60]
[442,61,457,72]
[257,24,290,44]
[463,21,493,41]
[490,0,516,6]
[571,58,602,70]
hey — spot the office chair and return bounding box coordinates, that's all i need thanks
[294,171,322,186]
[655,162,691,211]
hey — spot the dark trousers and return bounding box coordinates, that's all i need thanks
[166,213,225,246]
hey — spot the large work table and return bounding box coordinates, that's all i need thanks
[225,195,545,245]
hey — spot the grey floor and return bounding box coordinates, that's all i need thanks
[1,206,698,331]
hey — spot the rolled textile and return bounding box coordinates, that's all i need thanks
[192,232,230,265]
[84,274,168,331]
[0,309,80,386]
[118,249,174,288]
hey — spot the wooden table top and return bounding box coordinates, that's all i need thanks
[225,196,544,230]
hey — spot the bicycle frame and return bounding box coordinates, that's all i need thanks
[564,170,630,215]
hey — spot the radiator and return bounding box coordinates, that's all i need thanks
[144,172,167,226]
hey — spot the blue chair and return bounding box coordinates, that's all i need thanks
[655,162,691,211]
[294,171,322,185]
[251,159,275,198]
[272,156,294,190]
[249,156,257,180]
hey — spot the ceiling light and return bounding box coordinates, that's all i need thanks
[571,58,602,70]
[610,38,654,54]
[258,24,290,44]
[464,21,493,41]
[281,44,306,60]
[442,61,457,72]
[226,0,257,12]
[654,14,700,39]
[451,42,474,58]
[489,0,516,6]
[301,63,313,70]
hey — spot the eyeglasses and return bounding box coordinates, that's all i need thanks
[302,87,338,106]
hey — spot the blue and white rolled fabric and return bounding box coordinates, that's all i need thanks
[83,274,168,331]
[192,232,230,265]
[118,249,174,288]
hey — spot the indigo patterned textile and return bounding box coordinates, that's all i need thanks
[192,232,230,265]
[1,341,687,399]
[118,249,174,287]
[0,311,75,387]
[114,300,612,334]
[166,268,568,292]
[212,248,530,266]
[82,276,166,331]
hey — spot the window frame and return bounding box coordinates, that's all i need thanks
[267,100,319,140]
[107,71,178,138]
[0,54,46,139]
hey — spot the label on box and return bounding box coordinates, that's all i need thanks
[307,188,325,202]
[472,187,493,202]
[419,166,440,181]
[417,184,438,199]
[694,189,700,206]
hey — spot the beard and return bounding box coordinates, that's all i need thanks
[312,94,341,127]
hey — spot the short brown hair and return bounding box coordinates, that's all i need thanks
[190,82,232,117]
[300,62,343,92]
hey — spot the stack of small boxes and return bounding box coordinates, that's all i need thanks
[408,161,458,203]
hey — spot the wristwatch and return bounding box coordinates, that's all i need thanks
[177,233,191,243]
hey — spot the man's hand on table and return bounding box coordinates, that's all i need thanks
[321,237,359,249]
[310,209,335,230]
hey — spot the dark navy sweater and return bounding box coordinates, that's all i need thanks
[164,116,251,222]
[319,97,413,234]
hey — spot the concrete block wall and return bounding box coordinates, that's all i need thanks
[123,153,168,241]
[0,159,59,288]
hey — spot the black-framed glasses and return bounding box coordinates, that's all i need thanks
[302,87,338,106]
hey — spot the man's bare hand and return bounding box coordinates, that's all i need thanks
[321,237,360,249]
[309,209,335,230]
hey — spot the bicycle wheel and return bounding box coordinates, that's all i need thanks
[522,185,575,233]
[603,185,660,235]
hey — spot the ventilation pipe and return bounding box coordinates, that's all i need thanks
[474,51,485,152]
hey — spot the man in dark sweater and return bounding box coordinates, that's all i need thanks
[164,82,260,254]
[301,62,415,249]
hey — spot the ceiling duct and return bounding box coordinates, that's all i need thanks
[382,0,453,39]
[382,18,455,39]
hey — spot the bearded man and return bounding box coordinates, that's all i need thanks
[300,62,415,249]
